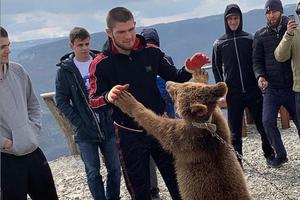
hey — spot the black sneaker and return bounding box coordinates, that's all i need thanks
[270,157,288,168]
[265,154,275,166]
[150,187,160,200]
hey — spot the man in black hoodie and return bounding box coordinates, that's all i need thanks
[253,0,300,168]
[89,7,210,200]
[55,27,121,200]
[212,4,275,167]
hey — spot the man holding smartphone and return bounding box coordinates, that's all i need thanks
[275,1,300,139]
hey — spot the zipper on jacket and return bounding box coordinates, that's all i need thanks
[270,26,280,39]
[233,32,246,93]
[72,73,105,140]
[276,27,279,38]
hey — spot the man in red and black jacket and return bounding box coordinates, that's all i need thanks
[89,7,210,200]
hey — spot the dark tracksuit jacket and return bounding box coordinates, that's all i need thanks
[212,4,273,158]
[55,51,104,143]
[89,35,190,199]
[89,35,191,129]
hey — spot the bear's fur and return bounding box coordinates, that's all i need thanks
[114,80,252,200]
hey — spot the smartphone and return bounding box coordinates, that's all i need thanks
[288,15,296,22]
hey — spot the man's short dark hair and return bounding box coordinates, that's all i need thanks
[0,26,8,38]
[69,27,90,43]
[106,7,134,28]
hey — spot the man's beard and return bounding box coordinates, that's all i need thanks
[268,14,282,28]
[112,35,134,51]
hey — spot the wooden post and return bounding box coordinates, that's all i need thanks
[40,92,79,155]
[245,108,254,125]
[279,106,290,129]
[242,110,248,137]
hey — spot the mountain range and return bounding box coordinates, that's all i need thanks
[9,4,297,160]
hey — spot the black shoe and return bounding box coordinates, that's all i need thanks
[270,157,288,168]
[265,154,275,166]
[150,187,160,200]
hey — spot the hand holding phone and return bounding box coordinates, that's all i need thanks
[287,15,298,35]
[288,14,296,22]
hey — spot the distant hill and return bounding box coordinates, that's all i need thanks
[10,37,63,61]
[10,4,296,160]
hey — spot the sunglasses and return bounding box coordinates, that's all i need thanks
[296,9,300,15]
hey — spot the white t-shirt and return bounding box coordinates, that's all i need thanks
[73,56,93,90]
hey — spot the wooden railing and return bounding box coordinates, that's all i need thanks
[219,103,290,137]
[40,92,79,155]
[204,65,290,133]
[40,83,290,153]
[278,106,290,129]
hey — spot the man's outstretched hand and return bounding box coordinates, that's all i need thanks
[107,84,129,103]
[185,52,210,71]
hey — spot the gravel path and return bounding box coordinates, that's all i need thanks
[48,123,300,200]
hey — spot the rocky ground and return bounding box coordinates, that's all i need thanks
[47,123,300,200]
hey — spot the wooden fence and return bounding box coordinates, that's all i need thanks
[40,92,79,155]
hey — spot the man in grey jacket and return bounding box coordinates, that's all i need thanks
[0,26,58,200]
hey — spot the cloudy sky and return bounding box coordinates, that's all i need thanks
[1,0,297,41]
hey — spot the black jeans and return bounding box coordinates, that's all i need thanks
[116,127,181,200]
[1,148,58,200]
[226,88,274,159]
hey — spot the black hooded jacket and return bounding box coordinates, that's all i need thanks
[55,50,104,143]
[252,15,293,89]
[212,4,257,93]
[89,35,191,129]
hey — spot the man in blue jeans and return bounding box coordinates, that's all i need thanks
[253,0,300,168]
[55,27,121,199]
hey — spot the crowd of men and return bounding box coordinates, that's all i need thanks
[1,0,299,199]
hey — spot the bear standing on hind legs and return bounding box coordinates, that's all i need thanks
[113,80,252,200]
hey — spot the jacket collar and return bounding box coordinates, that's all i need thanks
[192,114,217,133]
[57,50,99,71]
[267,15,288,31]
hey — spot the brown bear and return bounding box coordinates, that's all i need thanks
[113,81,252,200]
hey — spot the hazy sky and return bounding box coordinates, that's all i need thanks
[0,0,297,41]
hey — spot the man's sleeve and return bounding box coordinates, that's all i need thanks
[275,32,293,62]
[212,40,224,83]
[26,73,42,131]
[0,135,7,149]
[157,49,191,83]
[55,68,82,129]
[252,33,266,79]
[89,54,110,110]
[164,54,174,66]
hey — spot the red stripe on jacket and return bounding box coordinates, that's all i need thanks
[89,53,108,108]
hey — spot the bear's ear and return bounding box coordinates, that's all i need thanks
[166,81,180,99]
[190,103,207,116]
[211,82,227,98]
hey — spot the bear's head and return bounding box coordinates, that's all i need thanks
[166,81,227,123]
